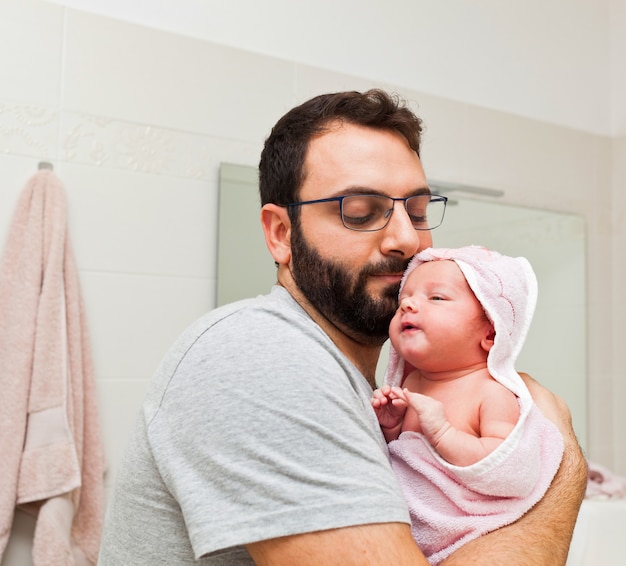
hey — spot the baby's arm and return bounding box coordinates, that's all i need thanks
[395,386,518,466]
[371,385,408,442]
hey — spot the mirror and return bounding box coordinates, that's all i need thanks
[217,163,587,451]
[216,163,276,306]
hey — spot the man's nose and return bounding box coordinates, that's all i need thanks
[380,202,430,258]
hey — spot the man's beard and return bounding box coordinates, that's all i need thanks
[290,224,410,345]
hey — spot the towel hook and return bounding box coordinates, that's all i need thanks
[38,161,53,171]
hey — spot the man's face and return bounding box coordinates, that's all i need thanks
[289,122,432,345]
[290,223,409,344]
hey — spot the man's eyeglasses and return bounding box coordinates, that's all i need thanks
[286,194,448,232]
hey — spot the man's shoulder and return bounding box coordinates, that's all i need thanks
[197,286,306,330]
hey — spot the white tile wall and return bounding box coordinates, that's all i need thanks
[0,0,623,562]
[62,10,296,141]
[95,378,152,486]
[0,0,63,107]
[611,135,626,472]
[0,100,59,161]
[80,270,213,380]
[59,163,217,277]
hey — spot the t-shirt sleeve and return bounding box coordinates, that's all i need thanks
[147,305,410,558]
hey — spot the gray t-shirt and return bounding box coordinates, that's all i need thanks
[98,286,410,564]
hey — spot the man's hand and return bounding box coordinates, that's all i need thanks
[441,372,587,565]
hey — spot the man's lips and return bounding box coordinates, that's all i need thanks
[372,272,404,285]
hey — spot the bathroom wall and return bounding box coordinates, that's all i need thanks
[610,0,626,476]
[0,0,623,562]
[612,134,626,474]
[47,0,614,136]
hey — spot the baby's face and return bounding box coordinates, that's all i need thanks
[389,260,492,372]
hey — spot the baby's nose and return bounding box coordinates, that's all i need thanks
[400,296,417,312]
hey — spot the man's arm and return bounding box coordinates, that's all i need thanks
[440,373,587,565]
[247,522,429,566]
[248,374,586,566]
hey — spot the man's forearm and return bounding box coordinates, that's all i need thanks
[441,418,587,565]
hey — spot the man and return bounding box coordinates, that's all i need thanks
[98,90,586,565]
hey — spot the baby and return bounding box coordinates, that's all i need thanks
[372,245,564,565]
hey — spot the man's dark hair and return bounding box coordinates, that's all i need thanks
[258,89,423,212]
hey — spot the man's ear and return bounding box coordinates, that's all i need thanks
[261,204,292,265]
[481,326,496,353]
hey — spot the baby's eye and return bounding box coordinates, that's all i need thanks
[429,295,445,301]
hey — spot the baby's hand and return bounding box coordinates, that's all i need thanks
[397,388,450,446]
[371,385,407,430]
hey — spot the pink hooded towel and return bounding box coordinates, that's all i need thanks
[0,170,105,565]
[384,245,564,565]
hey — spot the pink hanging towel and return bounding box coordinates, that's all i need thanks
[0,170,106,565]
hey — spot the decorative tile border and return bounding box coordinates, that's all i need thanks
[0,97,260,181]
[60,111,260,181]
[0,99,58,158]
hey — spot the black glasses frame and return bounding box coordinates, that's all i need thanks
[285,193,448,232]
